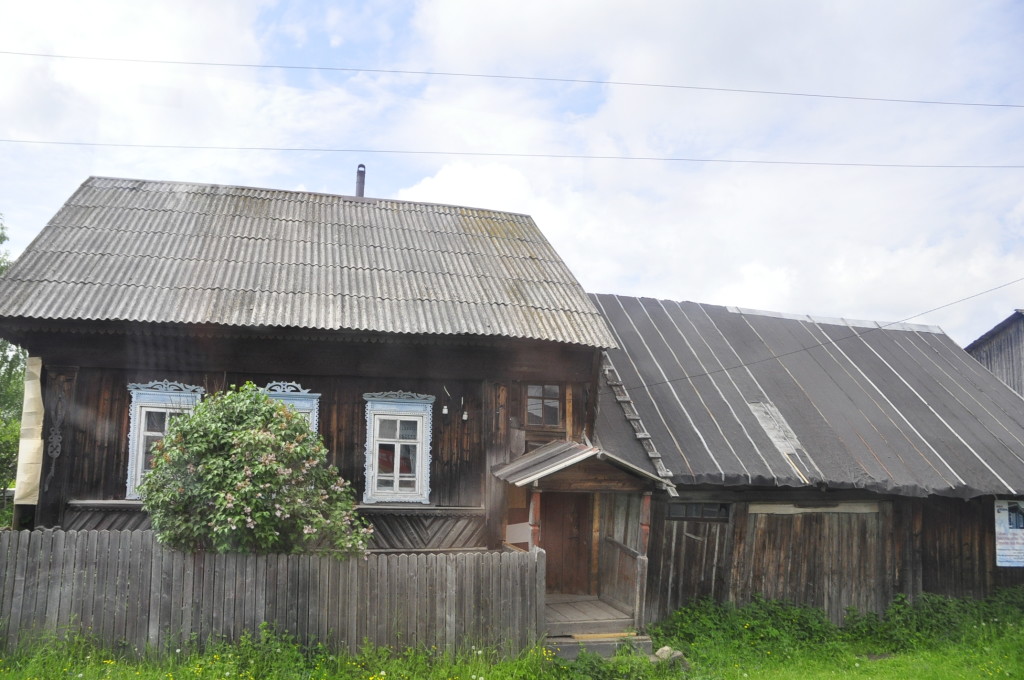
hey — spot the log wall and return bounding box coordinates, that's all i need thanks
[30,330,599,546]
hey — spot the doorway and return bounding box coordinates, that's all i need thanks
[540,492,593,594]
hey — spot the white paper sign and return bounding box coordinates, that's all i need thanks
[995,500,1024,567]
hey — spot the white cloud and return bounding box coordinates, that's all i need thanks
[1,0,1023,346]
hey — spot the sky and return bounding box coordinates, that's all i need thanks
[1,0,1023,347]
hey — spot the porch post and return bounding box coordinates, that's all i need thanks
[529,486,542,548]
[639,491,652,555]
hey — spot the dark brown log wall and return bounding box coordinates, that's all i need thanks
[30,327,599,548]
[52,369,490,508]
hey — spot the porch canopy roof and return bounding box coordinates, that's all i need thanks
[493,439,669,489]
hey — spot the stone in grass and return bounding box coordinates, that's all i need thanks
[650,645,690,670]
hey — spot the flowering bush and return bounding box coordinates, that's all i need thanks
[139,382,371,555]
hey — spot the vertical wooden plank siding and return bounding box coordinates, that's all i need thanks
[919,497,1024,596]
[644,500,731,624]
[639,498,1018,626]
[0,530,545,654]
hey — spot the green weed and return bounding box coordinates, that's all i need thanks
[1,588,1023,679]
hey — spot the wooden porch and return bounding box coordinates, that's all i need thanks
[544,594,653,659]
[545,594,633,636]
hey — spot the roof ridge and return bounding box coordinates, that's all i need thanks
[84,176,536,218]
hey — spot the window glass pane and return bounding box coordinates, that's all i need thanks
[398,478,416,489]
[377,478,394,490]
[542,402,560,426]
[377,418,397,440]
[143,435,162,471]
[527,384,561,427]
[377,443,395,474]
[668,502,729,522]
[398,420,418,440]
[145,410,167,433]
[399,444,416,473]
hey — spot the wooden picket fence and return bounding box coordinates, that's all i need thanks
[0,530,546,654]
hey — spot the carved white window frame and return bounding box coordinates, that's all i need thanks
[126,380,204,499]
[262,381,320,431]
[362,391,435,504]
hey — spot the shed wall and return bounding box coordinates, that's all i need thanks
[645,495,1024,626]
[967,317,1024,395]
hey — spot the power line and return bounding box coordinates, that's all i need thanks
[2,138,1023,169]
[3,49,1022,110]
[610,273,1024,394]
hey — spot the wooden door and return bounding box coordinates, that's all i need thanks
[540,492,593,594]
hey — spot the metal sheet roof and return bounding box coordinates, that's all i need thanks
[592,294,1024,498]
[0,177,615,347]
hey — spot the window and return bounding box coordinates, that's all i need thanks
[126,380,204,499]
[363,391,435,504]
[526,384,562,427]
[667,502,730,522]
[262,381,320,430]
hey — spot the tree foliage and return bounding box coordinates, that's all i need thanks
[0,214,26,499]
[139,382,372,555]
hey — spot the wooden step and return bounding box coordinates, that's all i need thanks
[546,634,653,659]
[547,616,634,636]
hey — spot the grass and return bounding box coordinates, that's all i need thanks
[0,587,1022,679]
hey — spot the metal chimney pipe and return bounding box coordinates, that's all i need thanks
[355,164,366,197]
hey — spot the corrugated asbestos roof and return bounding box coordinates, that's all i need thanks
[0,177,615,347]
[592,293,1024,498]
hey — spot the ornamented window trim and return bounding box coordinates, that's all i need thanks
[362,391,435,504]
[126,380,204,499]
[262,381,320,431]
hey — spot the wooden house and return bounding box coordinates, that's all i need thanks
[591,294,1024,623]
[0,178,691,634]
[5,177,1024,638]
[966,310,1024,395]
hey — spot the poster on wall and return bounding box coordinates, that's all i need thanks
[995,500,1024,567]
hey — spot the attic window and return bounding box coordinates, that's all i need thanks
[526,384,562,427]
[362,391,435,504]
[125,380,204,499]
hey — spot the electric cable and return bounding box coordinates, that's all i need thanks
[1,138,1022,169]
[2,49,1021,109]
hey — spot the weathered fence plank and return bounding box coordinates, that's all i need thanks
[0,530,544,656]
